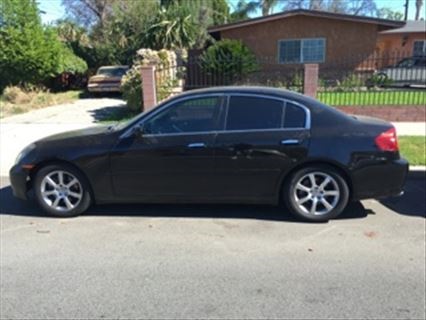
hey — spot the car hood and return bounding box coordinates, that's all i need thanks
[36,125,115,146]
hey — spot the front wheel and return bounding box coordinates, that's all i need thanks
[284,166,349,222]
[34,164,92,217]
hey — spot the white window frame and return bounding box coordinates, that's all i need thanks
[278,38,326,64]
[413,40,426,57]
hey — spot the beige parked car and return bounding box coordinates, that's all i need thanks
[87,65,129,93]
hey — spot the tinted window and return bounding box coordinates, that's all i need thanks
[284,102,306,128]
[414,58,426,67]
[226,96,283,130]
[144,97,222,134]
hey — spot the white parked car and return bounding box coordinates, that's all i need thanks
[377,57,426,86]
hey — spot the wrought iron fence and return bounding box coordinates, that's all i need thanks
[154,51,425,106]
[317,51,426,106]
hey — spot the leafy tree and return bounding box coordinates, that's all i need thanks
[283,0,378,16]
[377,7,403,20]
[0,0,86,91]
[200,39,258,85]
[61,0,117,28]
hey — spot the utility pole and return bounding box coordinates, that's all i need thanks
[404,0,409,20]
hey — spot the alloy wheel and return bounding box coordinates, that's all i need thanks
[40,170,83,212]
[293,171,340,216]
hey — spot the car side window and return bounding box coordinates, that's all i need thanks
[143,96,223,134]
[284,102,306,129]
[226,96,283,130]
[414,58,426,67]
[397,59,414,68]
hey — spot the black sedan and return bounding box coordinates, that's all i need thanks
[10,87,408,222]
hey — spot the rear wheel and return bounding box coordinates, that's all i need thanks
[34,164,92,217]
[284,166,349,222]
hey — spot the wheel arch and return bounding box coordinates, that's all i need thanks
[29,159,96,203]
[277,159,353,204]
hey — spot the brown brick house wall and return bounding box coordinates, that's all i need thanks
[219,16,381,71]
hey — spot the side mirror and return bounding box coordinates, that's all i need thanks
[132,124,144,137]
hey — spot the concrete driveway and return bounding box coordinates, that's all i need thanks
[0,97,126,176]
[1,175,425,319]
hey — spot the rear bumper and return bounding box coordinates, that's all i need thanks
[87,83,121,93]
[9,164,30,200]
[352,158,409,200]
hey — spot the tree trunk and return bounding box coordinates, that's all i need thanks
[415,0,423,20]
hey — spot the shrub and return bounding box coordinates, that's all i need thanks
[121,67,142,111]
[200,39,258,85]
[2,86,32,104]
[366,73,394,88]
[336,74,364,92]
[121,48,180,111]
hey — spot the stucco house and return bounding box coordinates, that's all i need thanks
[377,20,426,66]
[208,10,408,70]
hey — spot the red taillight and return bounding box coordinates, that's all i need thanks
[375,127,399,152]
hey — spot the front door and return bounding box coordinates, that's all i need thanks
[110,95,225,200]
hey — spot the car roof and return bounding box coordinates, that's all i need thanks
[177,86,319,105]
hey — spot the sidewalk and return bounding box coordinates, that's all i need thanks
[392,122,426,136]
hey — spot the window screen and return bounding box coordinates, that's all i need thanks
[279,38,325,64]
[226,96,283,130]
[279,40,301,63]
[284,102,306,128]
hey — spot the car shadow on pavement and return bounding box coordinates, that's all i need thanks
[0,185,371,223]
[89,106,137,123]
[380,174,426,218]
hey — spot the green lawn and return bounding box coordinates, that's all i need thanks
[318,91,426,106]
[399,136,426,166]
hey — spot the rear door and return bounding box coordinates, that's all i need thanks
[213,94,310,202]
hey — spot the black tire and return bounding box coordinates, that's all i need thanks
[284,165,350,222]
[34,164,92,217]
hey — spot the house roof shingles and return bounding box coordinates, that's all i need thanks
[208,9,405,33]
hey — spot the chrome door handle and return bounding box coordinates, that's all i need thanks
[187,142,206,148]
[281,139,300,145]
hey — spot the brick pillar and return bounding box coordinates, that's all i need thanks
[303,64,319,98]
[140,65,157,111]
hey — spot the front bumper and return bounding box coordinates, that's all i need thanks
[87,83,121,93]
[352,158,409,200]
[9,164,30,200]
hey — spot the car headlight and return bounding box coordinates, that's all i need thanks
[15,143,36,164]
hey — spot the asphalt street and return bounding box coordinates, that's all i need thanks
[0,175,425,319]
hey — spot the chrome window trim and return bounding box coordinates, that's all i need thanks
[120,91,311,139]
[119,93,226,139]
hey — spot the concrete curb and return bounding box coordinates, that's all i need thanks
[408,166,426,179]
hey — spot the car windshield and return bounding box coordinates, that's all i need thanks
[396,59,415,68]
[96,67,128,77]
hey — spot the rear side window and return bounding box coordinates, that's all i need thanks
[284,102,306,128]
[226,96,283,130]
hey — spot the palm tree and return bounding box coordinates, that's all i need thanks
[261,0,278,16]
[230,0,258,21]
[415,0,423,20]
